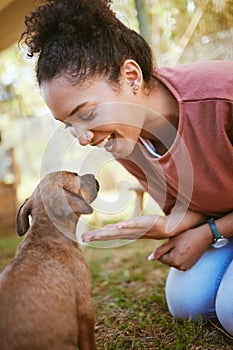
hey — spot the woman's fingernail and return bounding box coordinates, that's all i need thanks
[116,224,124,228]
[147,251,156,261]
[82,235,90,242]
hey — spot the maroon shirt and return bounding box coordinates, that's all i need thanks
[117,61,233,216]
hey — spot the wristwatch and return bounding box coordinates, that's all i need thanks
[208,218,229,248]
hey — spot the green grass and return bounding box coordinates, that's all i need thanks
[84,241,233,349]
[0,232,22,270]
[0,233,233,349]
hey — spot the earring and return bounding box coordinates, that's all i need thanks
[132,85,139,94]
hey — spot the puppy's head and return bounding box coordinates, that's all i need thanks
[16,171,99,236]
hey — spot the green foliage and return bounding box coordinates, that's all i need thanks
[127,0,233,65]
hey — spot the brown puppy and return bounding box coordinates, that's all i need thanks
[0,171,99,350]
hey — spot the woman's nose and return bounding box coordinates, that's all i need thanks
[78,130,95,146]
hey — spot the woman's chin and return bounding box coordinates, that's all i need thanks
[111,139,137,158]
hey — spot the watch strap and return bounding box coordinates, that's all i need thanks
[208,218,222,242]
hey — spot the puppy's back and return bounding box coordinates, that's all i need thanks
[0,235,91,350]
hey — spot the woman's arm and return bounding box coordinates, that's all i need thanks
[149,211,233,270]
[163,204,207,236]
[212,211,233,239]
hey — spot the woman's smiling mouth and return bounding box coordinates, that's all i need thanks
[96,133,115,151]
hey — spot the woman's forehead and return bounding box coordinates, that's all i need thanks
[41,76,123,120]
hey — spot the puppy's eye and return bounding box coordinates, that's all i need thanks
[64,122,76,137]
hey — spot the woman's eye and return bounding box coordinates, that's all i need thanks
[79,110,95,121]
[64,123,76,137]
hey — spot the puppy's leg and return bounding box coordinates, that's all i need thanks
[78,306,97,350]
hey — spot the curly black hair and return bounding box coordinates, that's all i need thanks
[21,0,154,86]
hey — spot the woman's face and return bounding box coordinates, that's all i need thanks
[41,75,146,157]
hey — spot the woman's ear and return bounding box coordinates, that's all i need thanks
[16,198,32,236]
[121,59,143,93]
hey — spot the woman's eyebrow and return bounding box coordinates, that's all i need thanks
[68,101,88,117]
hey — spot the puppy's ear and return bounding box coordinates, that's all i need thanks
[16,199,31,236]
[64,190,93,214]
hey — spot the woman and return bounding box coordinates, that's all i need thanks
[21,0,233,334]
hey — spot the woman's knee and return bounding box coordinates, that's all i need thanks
[215,262,233,336]
[166,267,216,320]
[165,242,233,321]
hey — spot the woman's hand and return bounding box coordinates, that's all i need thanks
[82,214,169,242]
[82,208,206,243]
[148,224,213,270]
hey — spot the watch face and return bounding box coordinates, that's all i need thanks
[212,238,229,249]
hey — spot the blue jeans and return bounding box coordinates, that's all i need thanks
[166,238,233,335]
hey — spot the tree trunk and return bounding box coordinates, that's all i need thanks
[135,0,152,46]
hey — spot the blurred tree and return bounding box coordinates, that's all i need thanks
[135,0,152,45]
[0,45,46,132]
[138,0,233,65]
